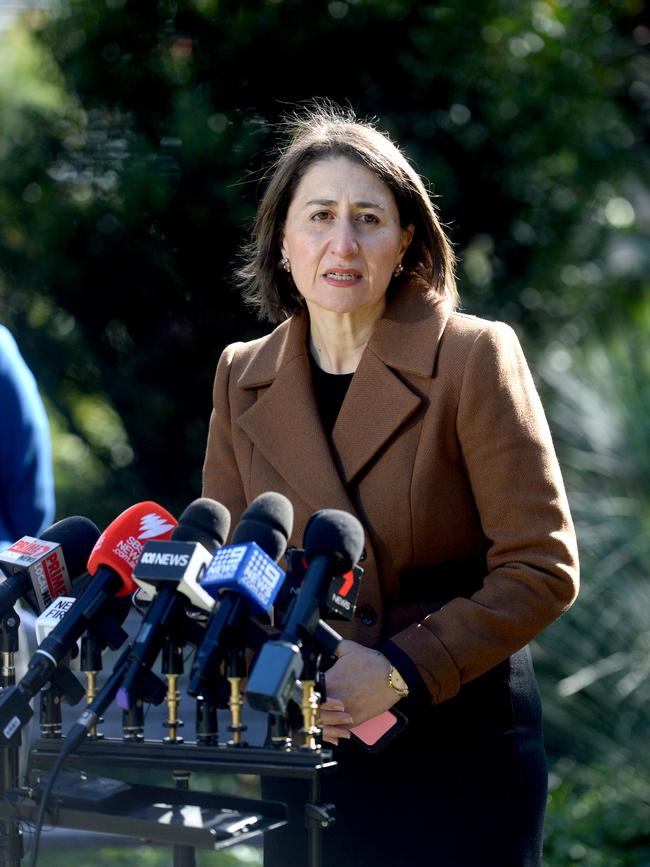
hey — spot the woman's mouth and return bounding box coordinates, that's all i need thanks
[324,270,362,283]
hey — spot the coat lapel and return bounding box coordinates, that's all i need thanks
[331,352,422,485]
[333,284,450,484]
[237,313,356,514]
[236,281,450,505]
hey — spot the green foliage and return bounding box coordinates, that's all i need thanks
[0,22,67,134]
[528,315,650,860]
[1,0,648,527]
[545,761,650,866]
[32,841,261,866]
[535,321,650,766]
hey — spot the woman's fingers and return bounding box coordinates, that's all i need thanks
[322,725,352,746]
[320,700,354,726]
[320,700,353,745]
[320,697,345,711]
[320,709,354,727]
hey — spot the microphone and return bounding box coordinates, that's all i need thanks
[130,497,229,612]
[186,491,293,699]
[0,501,176,747]
[0,517,101,617]
[277,548,364,623]
[115,498,231,711]
[230,491,294,561]
[245,508,364,715]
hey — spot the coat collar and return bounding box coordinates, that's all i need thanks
[237,280,450,509]
[238,280,450,388]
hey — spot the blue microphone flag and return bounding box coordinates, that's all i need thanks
[200,542,284,615]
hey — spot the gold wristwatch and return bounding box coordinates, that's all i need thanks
[388,663,409,698]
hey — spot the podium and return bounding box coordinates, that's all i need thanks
[0,737,337,866]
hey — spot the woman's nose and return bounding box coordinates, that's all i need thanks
[330,218,359,257]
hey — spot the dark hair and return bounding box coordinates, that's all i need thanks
[237,102,458,323]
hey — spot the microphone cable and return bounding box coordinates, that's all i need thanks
[26,641,135,866]
[27,745,67,867]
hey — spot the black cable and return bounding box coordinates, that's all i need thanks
[27,747,67,867]
[26,644,135,864]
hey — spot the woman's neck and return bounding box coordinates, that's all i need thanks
[306,300,386,374]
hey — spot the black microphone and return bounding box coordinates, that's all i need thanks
[115,498,231,711]
[0,517,100,617]
[0,501,177,747]
[231,491,294,560]
[187,491,293,699]
[245,509,364,714]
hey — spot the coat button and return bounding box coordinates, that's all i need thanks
[357,605,377,626]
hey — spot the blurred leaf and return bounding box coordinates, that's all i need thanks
[534,317,650,780]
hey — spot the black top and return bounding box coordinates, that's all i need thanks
[308,354,353,437]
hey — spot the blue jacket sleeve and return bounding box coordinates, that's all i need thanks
[0,325,55,549]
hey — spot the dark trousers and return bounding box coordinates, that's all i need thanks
[262,647,547,867]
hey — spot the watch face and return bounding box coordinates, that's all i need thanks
[390,666,408,694]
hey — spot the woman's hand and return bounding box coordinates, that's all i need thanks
[320,640,399,745]
[318,697,355,746]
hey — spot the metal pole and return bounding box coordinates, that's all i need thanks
[172,769,196,867]
[0,609,24,866]
[308,775,321,867]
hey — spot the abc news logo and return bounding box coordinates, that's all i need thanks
[140,552,190,567]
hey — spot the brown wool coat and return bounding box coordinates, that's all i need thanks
[202,279,579,704]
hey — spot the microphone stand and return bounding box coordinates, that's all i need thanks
[226,644,247,747]
[38,663,86,741]
[162,610,226,867]
[161,635,196,867]
[268,710,293,751]
[162,637,184,745]
[299,646,323,752]
[162,610,231,867]
[192,642,229,747]
[121,697,145,741]
[295,624,341,867]
[194,689,219,746]
[80,633,104,739]
[119,616,171,744]
[0,608,23,866]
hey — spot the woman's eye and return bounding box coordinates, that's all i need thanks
[311,211,331,221]
[358,213,380,224]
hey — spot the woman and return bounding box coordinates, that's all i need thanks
[202,104,579,867]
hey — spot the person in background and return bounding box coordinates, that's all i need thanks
[0,324,55,778]
[0,324,55,551]
[202,102,579,867]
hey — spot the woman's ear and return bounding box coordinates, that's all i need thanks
[400,223,415,257]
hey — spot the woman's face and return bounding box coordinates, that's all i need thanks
[280,157,413,319]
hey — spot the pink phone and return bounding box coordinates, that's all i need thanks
[349,709,407,752]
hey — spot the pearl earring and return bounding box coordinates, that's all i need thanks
[280,257,291,273]
[393,263,404,277]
